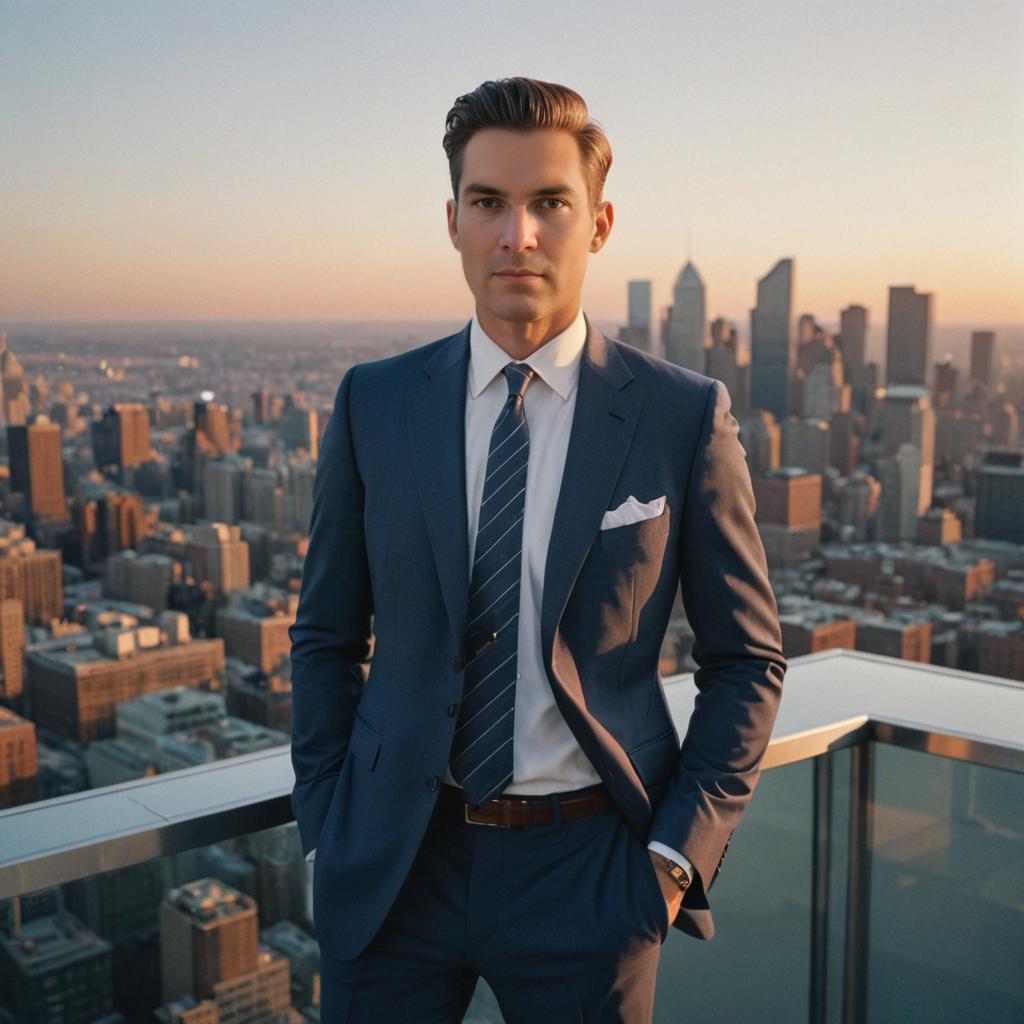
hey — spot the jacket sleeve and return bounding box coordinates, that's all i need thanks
[288,364,374,857]
[646,379,786,914]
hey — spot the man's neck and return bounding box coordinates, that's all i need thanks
[475,306,581,361]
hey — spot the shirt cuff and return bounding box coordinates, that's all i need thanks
[305,848,316,863]
[647,840,694,884]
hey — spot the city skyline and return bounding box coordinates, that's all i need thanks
[1,0,1021,326]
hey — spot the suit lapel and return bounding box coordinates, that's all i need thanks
[540,318,640,668]
[406,317,641,663]
[407,324,472,646]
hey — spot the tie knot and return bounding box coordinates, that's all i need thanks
[503,362,535,401]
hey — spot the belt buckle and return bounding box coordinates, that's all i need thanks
[464,798,524,827]
[464,800,502,826]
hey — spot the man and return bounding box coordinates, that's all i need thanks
[289,77,786,1022]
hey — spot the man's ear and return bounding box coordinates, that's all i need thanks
[589,199,614,254]
[446,198,460,251]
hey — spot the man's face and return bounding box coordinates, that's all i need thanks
[446,128,613,337]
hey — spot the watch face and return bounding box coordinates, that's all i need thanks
[669,865,690,891]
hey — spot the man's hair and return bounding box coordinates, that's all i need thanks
[443,77,612,207]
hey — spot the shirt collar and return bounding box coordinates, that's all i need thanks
[468,307,587,401]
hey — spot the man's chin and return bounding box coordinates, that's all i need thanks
[478,297,548,325]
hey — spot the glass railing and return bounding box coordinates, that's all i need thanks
[1,649,1022,1022]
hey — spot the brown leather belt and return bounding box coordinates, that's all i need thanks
[437,782,612,828]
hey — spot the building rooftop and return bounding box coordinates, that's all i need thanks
[163,878,255,924]
[0,912,111,973]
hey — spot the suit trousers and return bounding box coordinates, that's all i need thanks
[317,782,672,1023]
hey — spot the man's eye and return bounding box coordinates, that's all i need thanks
[541,198,566,210]
[475,198,501,209]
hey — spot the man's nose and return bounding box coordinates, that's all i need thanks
[499,206,538,251]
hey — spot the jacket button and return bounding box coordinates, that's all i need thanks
[425,774,439,790]
[447,700,458,716]
[451,656,462,672]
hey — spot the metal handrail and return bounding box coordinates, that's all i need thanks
[2,648,1022,900]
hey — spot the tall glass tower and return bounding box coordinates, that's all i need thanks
[663,261,706,372]
[750,257,795,420]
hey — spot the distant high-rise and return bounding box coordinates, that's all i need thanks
[970,331,996,395]
[281,406,319,458]
[159,878,291,1017]
[738,411,781,476]
[839,305,868,374]
[0,705,36,808]
[92,403,151,472]
[243,468,285,528]
[706,318,746,414]
[0,521,63,625]
[877,443,922,541]
[216,588,297,674]
[877,385,936,515]
[194,400,231,456]
[663,261,706,372]
[252,387,272,424]
[7,417,68,523]
[0,888,116,1020]
[781,418,830,476]
[160,878,258,1001]
[751,468,822,568]
[835,472,881,543]
[184,522,250,595]
[0,598,25,702]
[0,332,30,427]
[104,550,180,610]
[620,280,653,352]
[798,337,848,420]
[750,258,795,420]
[975,452,1024,544]
[934,356,958,408]
[886,285,932,386]
[204,457,246,524]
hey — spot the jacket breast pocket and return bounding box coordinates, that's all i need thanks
[599,507,670,552]
[347,710,382,771]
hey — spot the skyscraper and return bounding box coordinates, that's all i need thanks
[885,285,932,386]
[92,403,151,472]
[0,332,30,428]
[621,280,653,352]
[877,443,922,541]
[706,318,745,415]
[970,330,996,395]
[750,257,795,421]
[975,451,1024,544]
[7,417,68,523]
[663,261,706,372]
[158,878,292,1020]
[877,385,935,515]
[0,599,24,702]
[0,522,63,625]
[839,304,868,374]
[194,400,231,456]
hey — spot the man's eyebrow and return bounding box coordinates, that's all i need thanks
[461,182,581,200]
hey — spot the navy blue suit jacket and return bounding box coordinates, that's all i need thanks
[289,317,786,961]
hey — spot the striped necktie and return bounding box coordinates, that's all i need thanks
[449,361,536,807]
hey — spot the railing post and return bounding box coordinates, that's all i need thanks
[842,739,874,1024]
[809,752,832,1024]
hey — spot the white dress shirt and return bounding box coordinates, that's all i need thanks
[307,308,693,888]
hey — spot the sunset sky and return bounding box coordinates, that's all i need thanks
[2,0,1022,328]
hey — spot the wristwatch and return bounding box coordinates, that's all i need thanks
[651,851,691,894]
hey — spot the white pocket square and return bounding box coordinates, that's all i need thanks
[600,494,666,530]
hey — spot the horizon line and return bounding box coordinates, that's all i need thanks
[3,316,1021,330]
